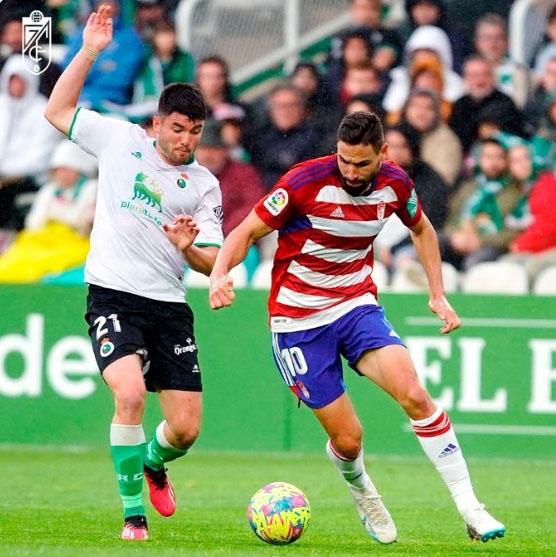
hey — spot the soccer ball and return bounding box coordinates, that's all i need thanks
[247,481,311,545]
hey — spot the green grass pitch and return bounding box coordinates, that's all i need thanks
[1,446,555,556]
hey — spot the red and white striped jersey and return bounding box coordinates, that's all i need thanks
[254,154,422,332]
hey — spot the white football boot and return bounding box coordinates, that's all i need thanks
[348,485,397,544]
[462,504,505,542]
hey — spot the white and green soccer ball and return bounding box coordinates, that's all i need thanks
[247,481,311,545]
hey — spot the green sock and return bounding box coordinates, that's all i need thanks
[145,421,188,471]
[110,424,147,519]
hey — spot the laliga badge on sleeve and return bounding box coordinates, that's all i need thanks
[22,10,52,76]
[263,188,289,216]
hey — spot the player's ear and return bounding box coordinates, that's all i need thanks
[152,115,161,134]
[381,142,388,160]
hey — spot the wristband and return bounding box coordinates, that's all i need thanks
[81,46,100,61]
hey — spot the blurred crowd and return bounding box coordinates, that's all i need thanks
[0,0,555,288]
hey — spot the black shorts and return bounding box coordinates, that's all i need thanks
[85,284,202,393]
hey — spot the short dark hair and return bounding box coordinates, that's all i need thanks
[337,111,384,150]
[158,82,207,122]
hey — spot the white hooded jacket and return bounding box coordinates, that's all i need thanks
[382,25,464,113]
[0,55,62,184]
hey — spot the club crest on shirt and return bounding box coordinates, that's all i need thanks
[406,188,418,218]
[263,188,288,216]
[213,205,223,223]
[377,200,386,221]
[176,172,188,189]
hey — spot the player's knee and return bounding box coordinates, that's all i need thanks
[330,430,362,460]
[114,386,146,418]
[170,422,200,449]
[399,385,435,418]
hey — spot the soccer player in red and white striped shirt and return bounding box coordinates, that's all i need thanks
[210,111,505,544]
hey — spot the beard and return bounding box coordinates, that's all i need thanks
[339,175,373,197]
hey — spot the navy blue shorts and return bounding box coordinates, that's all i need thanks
[85,284,202,393]
[271,305,405,409]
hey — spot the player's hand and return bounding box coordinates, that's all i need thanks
[209,273,235,309]
[429,295,461,334]
[163,214,199,252]
[83,4,113,52]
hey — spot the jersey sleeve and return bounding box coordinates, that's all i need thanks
[68,107,132,158]
[393,176,423,228]
[253,177,298,231]
[193,180,224,247]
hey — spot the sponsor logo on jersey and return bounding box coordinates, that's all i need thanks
[131,172,163,212]
[100,338,114,358]
[406,189,418,218]
[192,364,200,373]
[131,151,142,159]
[263,188,288,215]
[330,206,344,218]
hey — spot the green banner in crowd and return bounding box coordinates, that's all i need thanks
[0,285,555,459]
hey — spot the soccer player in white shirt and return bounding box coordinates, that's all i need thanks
[45,5,223,540]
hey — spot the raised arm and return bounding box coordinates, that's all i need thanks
[44,5,113,135]
[409,213,462,334]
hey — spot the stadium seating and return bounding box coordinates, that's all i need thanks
[390,261,459,293]
[532,265,556,295]
[460,261,529,294]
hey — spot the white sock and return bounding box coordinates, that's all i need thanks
[325,439,374,491]
[411,406,480,514]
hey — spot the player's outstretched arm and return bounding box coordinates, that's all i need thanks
[210,210,273,309]
[410,214,462,334]
[44,4,113,135]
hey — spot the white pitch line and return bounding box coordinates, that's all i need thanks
[405,317,556,328]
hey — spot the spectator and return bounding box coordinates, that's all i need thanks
[133,19,195,104]
[374,123,448,276]
[524,57,556,137]
[400,87,463,187]
[0,54,62,230]
[195,55,243,117]
[328,0,403,73]
[449,55,525,154]
[245,83,323,192]
[61,0,145,108]
[532,5,556,84]
[195,119,269,270]
[212,102,250,162]
[532,96,556,170]
[382,25,463,117]
[0,139,97,283]
[0,17,62,97]
[290,61,339,137]
[344,92,385,119]
[504,168,556,282]
[324,28,376,106]
[439,137,522,270]
[134,0,168,41]
[473,13,530,109]
[396,0,470,74]
[195,120,265,238]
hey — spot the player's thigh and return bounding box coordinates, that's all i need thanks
[356,344,431,408]
[103,353,146,398]
[271,327,344,409]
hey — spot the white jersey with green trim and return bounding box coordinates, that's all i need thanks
[69,108,223,302]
